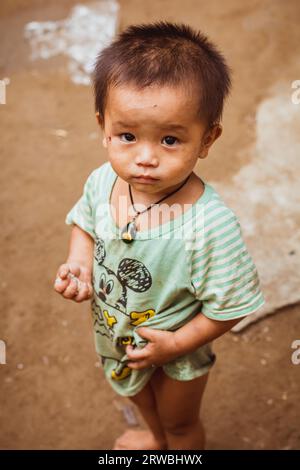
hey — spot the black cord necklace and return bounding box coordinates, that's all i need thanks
[120,173,192,243]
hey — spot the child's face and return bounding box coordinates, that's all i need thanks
[97,83,221,195]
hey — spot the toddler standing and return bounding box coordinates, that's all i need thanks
[54,21,265,450]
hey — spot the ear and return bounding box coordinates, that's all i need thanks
[199,124,222,159]
[96,112,108,148]
[102,136,108,148]
[95,111,103,127]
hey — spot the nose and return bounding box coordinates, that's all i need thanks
[135,145,159,167]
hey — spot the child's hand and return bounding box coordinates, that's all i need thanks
[125,327,180,370]
[53,262,93,303]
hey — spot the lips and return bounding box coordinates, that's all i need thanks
[135,175,158,180]
[132,175,159,184]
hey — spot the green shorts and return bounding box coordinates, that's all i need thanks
[98,342,216,397]
[162,341,216,381]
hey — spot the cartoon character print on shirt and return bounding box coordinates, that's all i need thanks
[92,236,156,381]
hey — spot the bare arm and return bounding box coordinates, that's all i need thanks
[173,312,243,355]
[54,224,94,302]
[125,311,245,370]
[66,224,94,271]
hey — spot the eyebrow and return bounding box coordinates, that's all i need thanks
[112,121,188,132]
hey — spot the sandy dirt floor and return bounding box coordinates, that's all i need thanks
[0,0,299,449]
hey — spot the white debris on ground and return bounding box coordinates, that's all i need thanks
[113,399,140,426]
[24,1,119,85]
[50,129,68,137]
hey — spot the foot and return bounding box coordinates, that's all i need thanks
[112,429,168,450]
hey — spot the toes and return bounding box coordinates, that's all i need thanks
[113,438,126,450]
[113,443,125,450]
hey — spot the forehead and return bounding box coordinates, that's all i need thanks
[105,83,199,127]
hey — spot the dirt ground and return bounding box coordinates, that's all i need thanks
[0,0,299,450]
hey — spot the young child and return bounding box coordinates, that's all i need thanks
[54,21,265,450]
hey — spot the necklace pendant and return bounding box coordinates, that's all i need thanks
[121,220,137,243]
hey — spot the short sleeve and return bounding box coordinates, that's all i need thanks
[65,170,96,240]
[191,209,265,321]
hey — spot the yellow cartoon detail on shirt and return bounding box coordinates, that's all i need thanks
[130,309,155,325]
[91,236,156,381]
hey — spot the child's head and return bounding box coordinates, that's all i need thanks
[92,21,231,193]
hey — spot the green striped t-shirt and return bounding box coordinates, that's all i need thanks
[65,161,265,396]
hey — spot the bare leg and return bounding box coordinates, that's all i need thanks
[150,368,210,450]
[113,371,168,450]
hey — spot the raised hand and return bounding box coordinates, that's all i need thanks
[53,261,93,303]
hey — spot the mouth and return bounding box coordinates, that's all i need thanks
[132,175,159,183]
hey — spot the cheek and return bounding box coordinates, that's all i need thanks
[109,136,130,153]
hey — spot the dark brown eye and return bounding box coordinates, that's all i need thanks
[120,133,135,142]
[163,135,178,146]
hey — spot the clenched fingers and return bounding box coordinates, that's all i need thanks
[73,281,93,302]
[59,263,80,279]
[127,360,154,370]
[53,275,70,293]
